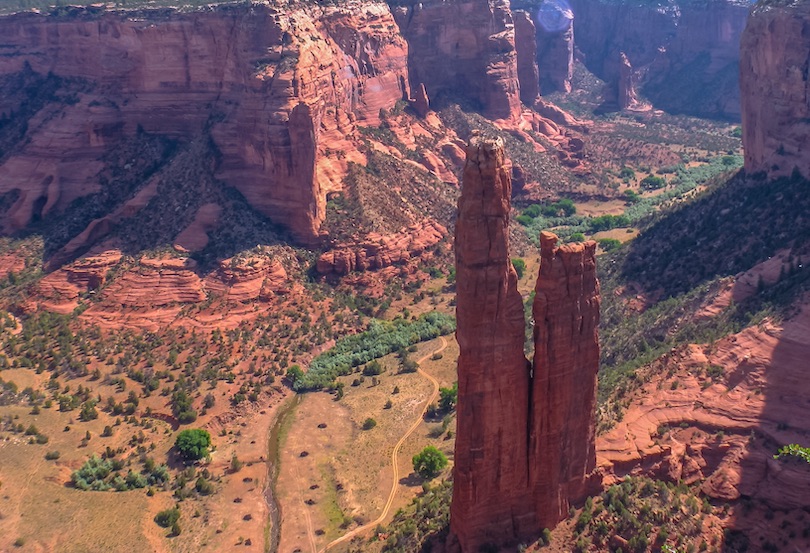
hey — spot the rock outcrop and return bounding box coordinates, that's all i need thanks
[740,0,810,177]
[0,3,409,244]
[451,138,600,550]
[617,52,638,110]
[316,220,445,276]
[393,0,522,121]
[570,0,749,118]
[530,231,601,527]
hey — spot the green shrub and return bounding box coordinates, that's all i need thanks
[511,258,526,279]
[597,238,622,252]
[296,312,455,390]
[362,418,377,430]
[154,507,181,528]
[45,450,60,460]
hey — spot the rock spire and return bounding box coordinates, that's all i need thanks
[450,138,601,551]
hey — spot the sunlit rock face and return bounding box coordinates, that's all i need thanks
[393,0,522,121]
[0,3,409,244]
[741,0,810,178]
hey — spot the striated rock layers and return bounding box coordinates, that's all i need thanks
[450,137,600,551]
[0,3,409,244]
[569,0,749,118]
[393,0,522,121]
[740,0,810,178]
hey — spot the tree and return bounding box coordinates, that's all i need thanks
[438,382,458,412]
[174,429,211,462]
[412,445,448,479]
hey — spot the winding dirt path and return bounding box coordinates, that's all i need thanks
[322,336,449,552]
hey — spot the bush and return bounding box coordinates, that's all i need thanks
[438,383,458,411]
[412,445,448,479]
[296,312,455,390]
[362,418,377,430]
[155,507,181,528]
[597,238,622,252]
[174,429,212,462]
[195,477,214,495]
[45,450,60,460]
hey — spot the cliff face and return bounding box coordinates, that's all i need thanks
[451,138,600,551]
[570,0,750,117]
[530,231,600,527]
[393,0,522,120]
[535,5,574,94]
[740,0,810,177]
[514,10,541,104]
[0,3,409,244]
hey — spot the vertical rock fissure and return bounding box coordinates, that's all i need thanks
[451,137,600,552]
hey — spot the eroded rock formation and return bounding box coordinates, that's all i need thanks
[514,10,541,104]
[535,4,575,94]
[740,0,810,177]
[316,220,445,276]
[451,137,534,550]
[451,138,600,550]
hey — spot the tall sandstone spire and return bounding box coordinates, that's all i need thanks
[450,138,601,551]
[450,137,535,550]
[530,231,601,528]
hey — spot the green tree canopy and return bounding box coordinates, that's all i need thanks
[174,429,211,462]
[412,445,448,479]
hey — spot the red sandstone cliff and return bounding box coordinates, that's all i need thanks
[0,3,408,244]
[393,0,522,121]
[530,231,601,528]
[535,6,575,94]
[451,139,600,551]
[740,0,810,177]
[450,137,534,550]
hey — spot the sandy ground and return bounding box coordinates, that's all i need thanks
[276,337,458,553]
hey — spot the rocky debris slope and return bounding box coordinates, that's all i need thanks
[741,0,810,177]
[450,137,600,551]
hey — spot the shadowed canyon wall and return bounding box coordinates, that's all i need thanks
[392,0,523,121]
[450,137,600,551]
[741,0,810,178]
[568,0,751,117]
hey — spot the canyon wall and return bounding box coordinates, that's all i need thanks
[393,0,523,121]
[0,3,409,244]
[740,0,810,177]
[569,0,750,117]
[451,137,600,551]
